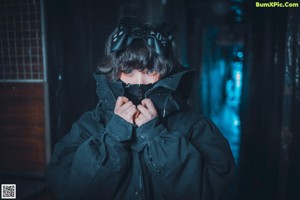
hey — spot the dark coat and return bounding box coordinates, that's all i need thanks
[46,70,238,200]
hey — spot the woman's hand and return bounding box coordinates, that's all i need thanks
[114,96,138,124]
[135,99,158,127]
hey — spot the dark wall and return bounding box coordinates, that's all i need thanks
[45,0,121,145]
[239,6,300,200]
[0,83,46,174]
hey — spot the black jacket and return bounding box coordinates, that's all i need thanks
[46,70,238,200]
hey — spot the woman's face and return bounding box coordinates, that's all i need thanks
[119,68,161,85]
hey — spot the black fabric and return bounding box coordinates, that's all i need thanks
[122,82,154,106]
[110,16,175,56]
[46,70,238,200]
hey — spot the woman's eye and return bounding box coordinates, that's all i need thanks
[124,69,133,74]
[147,69,157,75]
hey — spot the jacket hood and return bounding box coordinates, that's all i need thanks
[94,69,195,118]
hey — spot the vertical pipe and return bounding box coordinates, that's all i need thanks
[40,0,51,164]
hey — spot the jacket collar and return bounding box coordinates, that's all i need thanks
[145,70,192,96]
[94,69,195,116]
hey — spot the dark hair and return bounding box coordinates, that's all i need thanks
[98,26,182,81]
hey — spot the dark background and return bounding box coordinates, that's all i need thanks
[0,0,299,199]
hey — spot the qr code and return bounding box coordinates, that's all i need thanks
[1,184,16,199]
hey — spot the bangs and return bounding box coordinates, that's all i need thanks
[116,40,155,72]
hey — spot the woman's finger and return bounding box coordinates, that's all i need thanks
[115,96,129,110]
[141,99,157,115]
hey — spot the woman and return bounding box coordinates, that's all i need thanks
[46,16,237,200]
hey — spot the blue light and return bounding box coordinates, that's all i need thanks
[237,51,243,58]
[233,61,243,70]
[235,9,242,16]
[233,118,240,127]
[235,71,242,87]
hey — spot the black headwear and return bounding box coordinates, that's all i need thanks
[110,16,176,56]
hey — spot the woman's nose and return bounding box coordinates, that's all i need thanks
[136,72,148,84]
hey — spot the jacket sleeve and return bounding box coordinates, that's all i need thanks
[45,112,134,200]
[133,116,238,200]
[189,117,238,200]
